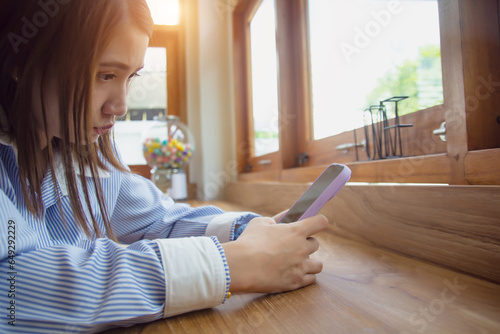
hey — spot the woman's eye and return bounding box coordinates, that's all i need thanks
[128,72,140,81]
[98,73,116,81]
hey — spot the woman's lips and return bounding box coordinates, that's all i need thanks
[93,124,114,135]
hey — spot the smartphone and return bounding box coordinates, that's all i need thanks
[278,163,351,224]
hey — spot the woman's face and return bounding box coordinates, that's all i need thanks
[33,24,149,145]
[91,24,149,142]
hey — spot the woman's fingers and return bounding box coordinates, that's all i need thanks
[272,210,289,222]
[225,214,328,294]
[250,216,277,226]
[306,236,320,254]
[306,258,323,275]
[297,259,323,288]
[294,215,329,237]
[283,258,323,290]
[302,274,318,287]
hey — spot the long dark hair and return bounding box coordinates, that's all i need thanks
[0,0,154,239]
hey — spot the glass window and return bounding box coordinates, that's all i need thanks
[146,0,180,25]
[308,0,443,140]
[114,47,167,165]
[250,0,280,157]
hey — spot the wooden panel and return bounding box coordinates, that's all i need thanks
[103,216,500,334]
[439,0,469,185]
[246,151,281,173]
[167,33,181,121]
[460,0,500,151]
[345,154,451,184]
[238,154,451,184]
[176,2,188,128]
[233,10,252,173]
[236,169,280,182]
[465,148,500,185]
[233,0,253,14]
[275,0,304,169]
[280,165,328,183]
[226,182,500,284]
[292,0,311,158]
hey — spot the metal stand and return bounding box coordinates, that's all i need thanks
[363,96,413,160]
[380,96,413,158]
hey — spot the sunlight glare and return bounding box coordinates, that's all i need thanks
[146,0,180,25]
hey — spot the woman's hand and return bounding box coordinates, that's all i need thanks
[222,214,329,294]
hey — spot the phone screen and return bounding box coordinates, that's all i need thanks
[279,164,345,224]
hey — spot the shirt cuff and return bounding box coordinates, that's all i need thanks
[205,212,258,243]
[155,236,228,318]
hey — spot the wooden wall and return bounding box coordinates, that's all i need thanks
[226,182,500,284]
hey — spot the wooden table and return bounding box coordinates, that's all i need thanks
[103,202,500,333]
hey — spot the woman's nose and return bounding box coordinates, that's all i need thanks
[103,85,128,117]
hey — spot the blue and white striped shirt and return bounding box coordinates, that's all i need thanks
[0,138,257,333]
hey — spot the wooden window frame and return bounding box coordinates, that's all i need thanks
[233,0,500,185]
[129,22,188,179]
[148,25,187,124]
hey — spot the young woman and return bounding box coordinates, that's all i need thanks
[0,0,328,332]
